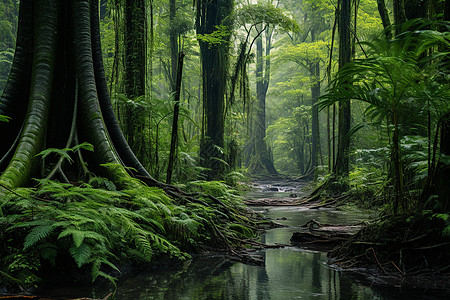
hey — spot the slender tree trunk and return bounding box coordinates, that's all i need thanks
[377,0,392,39]
[310,27,320,176]
[169,0,177,89]
[334,0,352,178]
[166,52,185,184]
[434,113,450,210]
[250,25,277,175]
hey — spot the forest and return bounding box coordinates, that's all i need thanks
[0,0,450,298]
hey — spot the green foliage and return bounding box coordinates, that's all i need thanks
[0,114,10,122]
[0,175,257,289]
[223,170,247,187]
[197,25,231,46]
[0,1,17,95]
[234,2,299,33]
[266,105,312,174]
[36,142,94,164]
[319,21,450,211]
[184,180,241,202]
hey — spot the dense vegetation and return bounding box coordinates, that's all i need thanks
[0,0,449,293]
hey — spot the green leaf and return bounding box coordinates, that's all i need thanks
[70,243,92,268]
[36,148,73,163]
[0,114,10,123]
[72,142,94,152]
[23,224,55,249]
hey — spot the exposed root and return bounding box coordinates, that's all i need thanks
[291,219,361,251]
[328,213,450,290]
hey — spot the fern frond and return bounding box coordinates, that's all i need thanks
[23,224,55,250]
[70,243,92,268]
[134,233,153,261]
[58,228,106,248]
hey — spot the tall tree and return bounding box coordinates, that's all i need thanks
[196,0,233,180]
[393,0,406,35]
[169,0,178,88]
[377,0,392,39]
[334,0,351,177]
[0,0,150,189]
[123,0,147,163]
[249,24,277,174]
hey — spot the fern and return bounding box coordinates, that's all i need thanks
[23,223,55,250]
[70,243,92,268]
[36,143,94,162]
[58,228,107,248]
[1,175,258,289]
[0,114,10,123]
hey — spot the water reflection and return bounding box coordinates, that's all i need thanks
[115,247,382,299]
[114,205,378,299]
[36,198,449,299]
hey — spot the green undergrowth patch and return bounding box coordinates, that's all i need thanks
[0,177,258,291]
[182,180,242,202]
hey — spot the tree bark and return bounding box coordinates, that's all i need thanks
[377,0,392,39]
[434,113,450,210]
[249,25,277,175]
[166,52,185,184]
[0,0,144,190]
[169,0,178,89]
[196,0,233,180]
[310,26,320,176]
[393,0,406,35]
[334,0,351,178]
[122,0,147,164]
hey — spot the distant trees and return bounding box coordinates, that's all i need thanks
[0,0,18,95]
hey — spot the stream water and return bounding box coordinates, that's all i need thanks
[38,180,447,299]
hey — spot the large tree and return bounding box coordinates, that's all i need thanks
[0,2,257,288]
[0,0,150,189]
[122,0,147,162]
[196,0,233,180]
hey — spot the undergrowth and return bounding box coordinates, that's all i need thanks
[0,176,258,291]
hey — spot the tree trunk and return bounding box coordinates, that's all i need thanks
[249,25,277,175]
[393,0,406,35]
[434,113,450,211]
[196,0,233,180]
[169,0,178,89]
[0,0,148,190]
[310,27,320,177]
[377,0,392,39]
[334,0,351,178]
[166,52,185,184]
[124,0,147,163]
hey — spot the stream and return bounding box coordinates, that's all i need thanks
[38,180,446,299]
